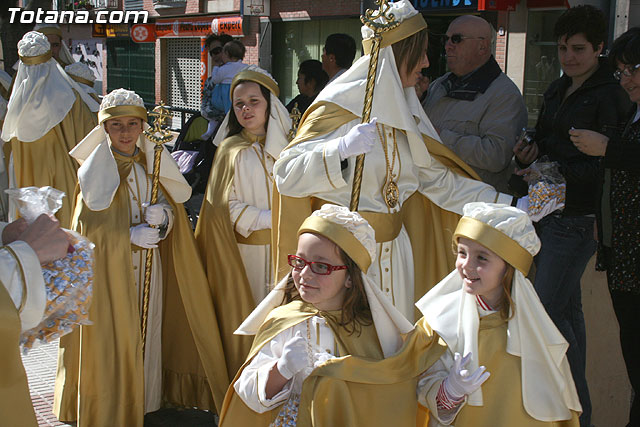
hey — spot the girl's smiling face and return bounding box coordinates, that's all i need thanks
[292,233,350,311]
[456,237,508,308]
[104,116,143,155]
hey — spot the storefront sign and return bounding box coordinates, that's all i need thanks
[244,0,270,16]
[130,24,156,43]
[410,0,478,12]
[93,23,129,38]
[155,16,243,38]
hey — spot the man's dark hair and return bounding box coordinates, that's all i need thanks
[205,33,233,49]
[553,5,607,51]
[609,27,640,68]
[324,33,357,69]
[298,59,329,92]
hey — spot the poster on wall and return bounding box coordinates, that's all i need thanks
[70,39,104,90]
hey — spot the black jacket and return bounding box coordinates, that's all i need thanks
[596,108,640,293]
[533,58,632,216]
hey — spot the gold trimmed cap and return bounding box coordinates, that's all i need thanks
[230,65,280,99]
[453,203,541,275]
[19,51,52,66]
[98,88,148,124]
[362,0,427,55]
[297,204,376,273]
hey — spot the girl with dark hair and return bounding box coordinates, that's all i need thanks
[195,66,292,381]
[569,26,640,427]
[417,203,581,427]
[219,204,445,426]
[513,7,632,426]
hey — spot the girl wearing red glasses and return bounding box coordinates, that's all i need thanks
[218,204,446,426]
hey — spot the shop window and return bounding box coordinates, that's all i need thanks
[522,9,564,126]
[106,38,155,104]
[272,19,363,105]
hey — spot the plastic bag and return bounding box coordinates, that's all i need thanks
[522,157,566,218]
[5,186,94,353]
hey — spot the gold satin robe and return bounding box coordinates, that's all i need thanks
[53,149,229,426]
[8,91,97,228]
[220,300,447,427]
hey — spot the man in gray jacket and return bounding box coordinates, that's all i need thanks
[423,15,527,193]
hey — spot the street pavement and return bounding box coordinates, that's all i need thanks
[22,339,217,426]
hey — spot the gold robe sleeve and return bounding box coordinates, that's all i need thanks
[0,283,37,427]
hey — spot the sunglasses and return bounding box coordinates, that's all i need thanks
[209,46,223,55]
[613,63,640,80]
[444,34,485,44]
[288,254,347,275]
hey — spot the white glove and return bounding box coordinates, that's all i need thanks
[276,331,309,380]
[443,352,490,401]
[143,203,167,226]
[256,209,271,230]
[337,117,378,161]
[130,224,161,249]
[515,196,529,213]
[313,351,337,368]
[529,198,565,222]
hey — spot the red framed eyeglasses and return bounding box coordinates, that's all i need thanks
[287,254,347,275]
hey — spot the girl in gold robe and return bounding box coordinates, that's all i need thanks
[416,202,581,426]
[53,89,229,426]
[220,204,446,426]
[195,66,291,380]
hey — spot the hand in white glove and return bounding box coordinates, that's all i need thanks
[130,224,161,249]
[529,198,565,222]
[313,351,337,368]
[443,352,490,401]
[276,331,309,380]
[257,209,271,230]
[143,203,167,226]
[515,196,529,213]
[338,117,378,161]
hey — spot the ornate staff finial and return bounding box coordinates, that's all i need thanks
[361,0,401,34]
[143,102,174,145]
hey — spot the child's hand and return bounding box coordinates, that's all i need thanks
[143,203,167,226]
[276,331,309,379]
[443,352,490,400]
[313,351,336,368]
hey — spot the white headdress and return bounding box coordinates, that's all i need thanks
[65,62,98,98]
[70,88,191,210]
[33,23,75,66]
[1,32,99,143]
[236,204,413,357]
[416,202,581,421]
[312,0,439,169]
[211,65,291,159]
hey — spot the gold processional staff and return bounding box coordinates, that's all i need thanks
[350,0,399,211]
[141,103,174,357]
